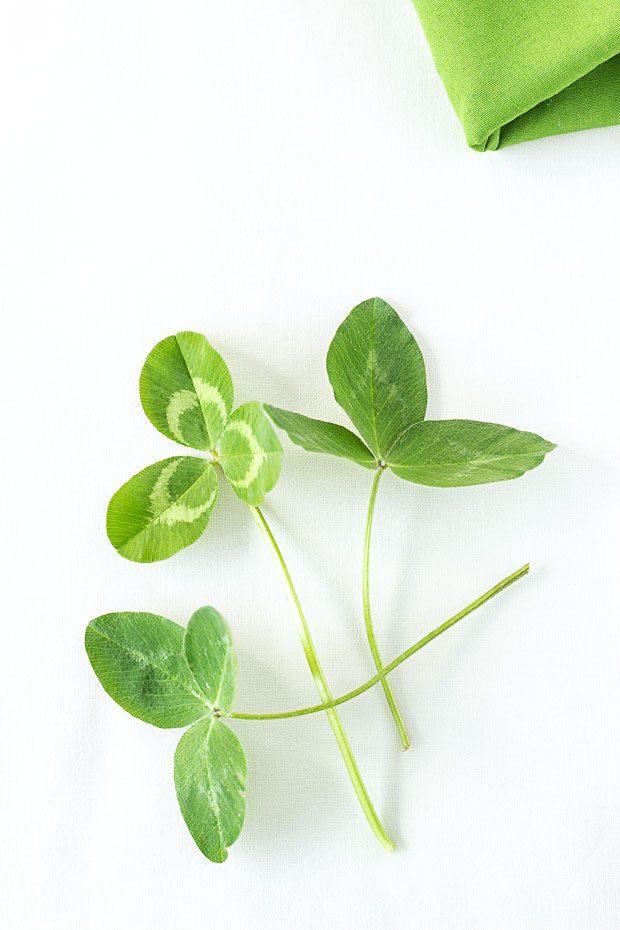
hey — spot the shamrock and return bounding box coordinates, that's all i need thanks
[85,572,529,861]
[107,332,282,562]
[86,605,246,862]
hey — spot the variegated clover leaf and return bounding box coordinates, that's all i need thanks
[85,605,246,863]
[140,331,234,450]
[265,297,555,751]
[107,332,282,562]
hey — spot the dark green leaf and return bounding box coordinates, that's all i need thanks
[326,298,427,459]
[184,607,236,714]
[264,405,376,469]
[174,717,246,863]
[107,457,219,562]
[85,612,209,728]
[386,420,556,487]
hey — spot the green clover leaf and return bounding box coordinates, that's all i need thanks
[107,456,219,562]
[84,610,210,728]
[326,296,428,459]
[261,406,376,469]
[140,331,234,450]
[386,419,555,486]
[184,606,236,713]
[174,716,246,863]
[220,402,283,505]
[107,332,282,562]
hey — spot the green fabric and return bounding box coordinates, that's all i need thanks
[411,0,620,150]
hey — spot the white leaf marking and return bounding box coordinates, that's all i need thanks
[149,460,180,513]
[149,460,216,527]
[155,491,217,527]
[166,390,199,443]
[194,378,228,426]
[225,420,265,489]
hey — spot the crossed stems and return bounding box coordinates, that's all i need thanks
[245,504,528,851]
[248,505,395,850]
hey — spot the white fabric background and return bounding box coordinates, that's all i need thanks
[1,3,619,929]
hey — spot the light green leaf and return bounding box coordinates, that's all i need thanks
[140,332,234,450]
[184,607,236,713]
[174,717,246,863]
[220,402,282,505]
[85,612,209,728]
[107,456,219,562]
[326,298,427,459]
[386,420,556,487]
[264,404,376,469]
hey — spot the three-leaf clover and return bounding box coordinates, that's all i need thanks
[265,297,555,747]
[85,606,246,862]
[85,566,531,861]
[266,297,555,485]
[107,332,282,562]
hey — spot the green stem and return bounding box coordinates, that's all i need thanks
[225,562,529,721]
[248,505,395,852]
[364,467,410,750]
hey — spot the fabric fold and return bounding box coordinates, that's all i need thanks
[410,0,620,150]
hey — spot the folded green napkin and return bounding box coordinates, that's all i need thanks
[411,0,620,150]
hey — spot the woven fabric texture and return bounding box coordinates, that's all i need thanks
[411,0,620,149]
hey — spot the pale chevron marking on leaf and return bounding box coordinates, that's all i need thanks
[155,490,217,527]
[194,378,228,427]
[166,390,199,443]
[149,460,180,514]
[148,459,216,527]
[166,381,227,447]
[225,419,266,489]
